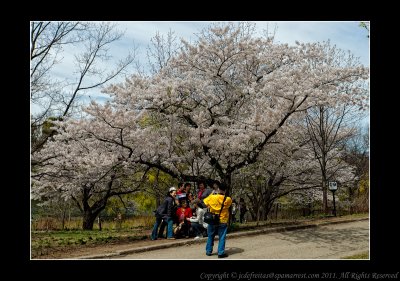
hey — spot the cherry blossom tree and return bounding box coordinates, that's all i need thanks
[32,119,149,230]
[95,22,369,192]
[33,22,369,225]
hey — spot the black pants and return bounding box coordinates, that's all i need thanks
[176,221,190,237]
[191,222,206,237]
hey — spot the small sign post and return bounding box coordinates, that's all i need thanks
[328,181,338,216]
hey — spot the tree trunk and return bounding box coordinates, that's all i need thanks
[68,206,71,226]
[61,209,66,230]
[256,205,261,225]
[97,216,102,231]
[222,173,232,225]
[83,211,96,230]
[322,180,328,214]
[222,173,232,195]
[249,207,256,221]
[262,186,274,221]
[348,185,354,215]
[263,202,273,221]
[78,176,116,230]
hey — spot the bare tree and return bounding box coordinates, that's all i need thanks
[31,22,82,100]
[31,21,136,154]
[305,105,363,213]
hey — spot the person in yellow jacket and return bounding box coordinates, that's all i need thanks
[203,180,232,258]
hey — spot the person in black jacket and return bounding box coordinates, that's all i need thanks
[151,187,177,240]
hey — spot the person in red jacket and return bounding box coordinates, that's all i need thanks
[175,199,193,238]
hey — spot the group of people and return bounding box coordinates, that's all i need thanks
[151,180,236,258]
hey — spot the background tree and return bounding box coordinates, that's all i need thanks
[302,42,368,214]
[305,105,365,213]
[145,168,177,207]
[230,118,348,222]
[146,30,180,75]
[31,199,78,230]
[342,125,369,213]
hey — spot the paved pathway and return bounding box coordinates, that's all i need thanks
[106,220,369,259]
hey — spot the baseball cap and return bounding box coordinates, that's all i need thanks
[169,186,177,192]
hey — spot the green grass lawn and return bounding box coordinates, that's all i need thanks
[31,229,148,258]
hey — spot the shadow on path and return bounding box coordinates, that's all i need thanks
[276,225,369,252]
[226,247,244,257]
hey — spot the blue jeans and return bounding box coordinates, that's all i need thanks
[166,217,174,238]
[206,223,228,255]
[151,216,163,240]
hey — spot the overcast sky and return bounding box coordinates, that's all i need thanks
[118,21,369,65]
[33,21,370,118]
